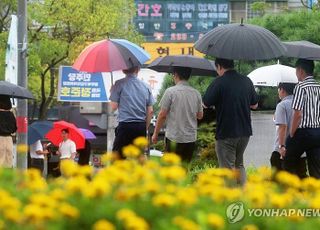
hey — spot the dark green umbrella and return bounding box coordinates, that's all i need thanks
[147,55,216,76]
[283,40,320,60]
[0,81,34,99]
[194,23,286,61]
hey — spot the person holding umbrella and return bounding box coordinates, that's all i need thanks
[110,66,154,159]
[203,58,259,185]
[56,129,77,160]
[283,59,320,178]
[0,95,17,167]
[152,66,203,162]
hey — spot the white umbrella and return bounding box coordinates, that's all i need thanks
[248,64,298,87]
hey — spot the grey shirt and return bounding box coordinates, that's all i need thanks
[110,75,154,123]
[274,95,293,152]
[160,81,203,143]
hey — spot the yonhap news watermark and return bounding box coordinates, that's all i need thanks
[226,202,320,223]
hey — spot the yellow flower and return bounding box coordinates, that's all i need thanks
[310,195,320,209]
[60,160,79,177]
[59,203,79,219]
[159,166,186,181]
[124,216,149,230]
[173,216,200,230]
[161,153,181,165]
[152,193,176,207]
[270,194,292,208]
[3,209,22,223]
[83,178,111,198]
[101,152,117,164]
[207,213,225,229]
[17,144,28,154]
[242,224,259,230]
[143,181,161,194]
[116,209,136,221]
[65,176,89,194]
[133,137,148,149]
[301,177,320,191]
[23,204,44,221]
[30,194,56,208]
[122,145,141,158]
[93,219,115,230]
[177,188,197,206]
[275,171,301,188]
[50,188,66,201]
[0,196,21,209]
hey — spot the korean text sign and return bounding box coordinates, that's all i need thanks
[58,66,108,102]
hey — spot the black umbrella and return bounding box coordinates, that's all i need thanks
[283,40,320,60]
[147,55,216,76]
[0,81,34,99]
[194,23,287,61]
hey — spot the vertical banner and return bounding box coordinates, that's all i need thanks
[5,15,18,85]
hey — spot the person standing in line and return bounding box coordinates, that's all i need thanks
[0,95,17,168]
[152,66,203,162]
[56,129,77,160]
[29,140,49,174]
[270,82,307,177]
[283,59,320,178]
[203,58,258,185]
[110,66,154,159]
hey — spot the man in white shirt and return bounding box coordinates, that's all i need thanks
[56,129,77,160]
[30,140,49,173]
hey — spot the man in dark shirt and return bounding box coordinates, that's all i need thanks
[203,58,258,185]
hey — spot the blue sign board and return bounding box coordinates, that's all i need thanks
[58,66,108,102]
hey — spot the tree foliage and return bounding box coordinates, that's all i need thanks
[1,0,142,119]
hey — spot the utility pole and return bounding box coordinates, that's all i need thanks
[16,0,28,169]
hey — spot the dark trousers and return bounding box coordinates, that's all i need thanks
[284,128,320,178]
[165,138,195,162]
[112,122,146,159]
[270,151,308,178]
[30,158,44,174]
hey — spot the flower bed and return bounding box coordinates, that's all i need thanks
[1,139,320,230]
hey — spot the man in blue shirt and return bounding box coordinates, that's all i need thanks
[110,66,154,158]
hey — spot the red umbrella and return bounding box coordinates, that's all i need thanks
[72,39,150,73]
[45,121,85,149]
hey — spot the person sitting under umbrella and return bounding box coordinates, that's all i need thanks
[110,66,154,159]
[56,129,77,160]
[0,95,17,168]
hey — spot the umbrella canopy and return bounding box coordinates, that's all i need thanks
[45,121,85,149]
[28,121,53,144]
[283,40,320,60]
[0,81,34,99]
[147,55,216,76]
[248,64,298,87]
[194,23,286,60]
[72,39,150,73]
[79,128,96,140]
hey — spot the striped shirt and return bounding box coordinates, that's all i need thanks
[292,76,320,128]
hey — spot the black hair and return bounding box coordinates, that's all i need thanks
[278,83,296,95]
[0,95,12,110]
[215,58,234,69]
[173,66,192,80]
[123,66,140,75]
[61,128,69,134]
[295,59,314,75]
